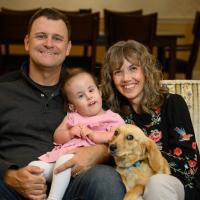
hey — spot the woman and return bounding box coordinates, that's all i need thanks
[101,40,200,200]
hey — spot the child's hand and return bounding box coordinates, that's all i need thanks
[70,125,82,138]
[80,126,93,139]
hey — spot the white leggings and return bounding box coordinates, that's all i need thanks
[137,174,185,200]
[29,154,74,200]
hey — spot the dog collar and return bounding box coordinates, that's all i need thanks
[132,160,142,168]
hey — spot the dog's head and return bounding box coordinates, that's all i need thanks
[109,124,148,168]
[109,124,169,173]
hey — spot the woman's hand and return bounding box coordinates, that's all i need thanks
[54,144,109,176]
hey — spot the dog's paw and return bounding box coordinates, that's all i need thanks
[124,194,139,200]
[124,185,144,200]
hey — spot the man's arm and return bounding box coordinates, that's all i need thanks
[54,144,109,175]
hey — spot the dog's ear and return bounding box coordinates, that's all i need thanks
[146,139,164,172]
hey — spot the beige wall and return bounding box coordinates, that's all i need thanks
[1,0,200,79]
[0,0,200,19]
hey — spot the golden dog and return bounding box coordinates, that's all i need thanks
[109,124,170,200]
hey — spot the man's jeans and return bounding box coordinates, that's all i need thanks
[0,165,126,200]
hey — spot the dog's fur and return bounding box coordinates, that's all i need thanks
[109,124,170,200]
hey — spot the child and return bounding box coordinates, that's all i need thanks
[29,68,124,200]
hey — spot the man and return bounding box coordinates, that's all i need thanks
[0,8,125,200]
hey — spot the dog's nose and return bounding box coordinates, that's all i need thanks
[109,144,117,152]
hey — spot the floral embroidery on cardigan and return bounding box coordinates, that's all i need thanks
[124,103,198,190]
[174,127,193,141]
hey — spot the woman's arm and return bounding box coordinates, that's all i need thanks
[162,94,199,185]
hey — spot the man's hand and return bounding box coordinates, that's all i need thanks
[54,144,109,176]
[4,166,47,200]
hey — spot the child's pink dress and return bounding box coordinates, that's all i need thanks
[39,110,124,162]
